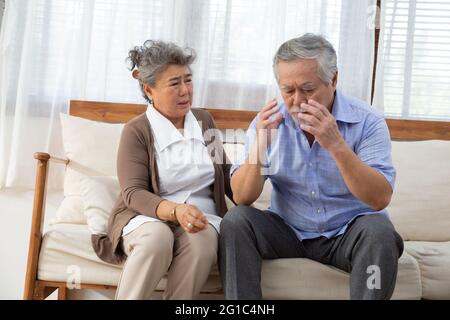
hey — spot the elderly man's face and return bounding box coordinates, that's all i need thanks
[277,59,337,120]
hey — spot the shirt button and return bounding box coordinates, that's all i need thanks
[311,191,316,196]
[317,208,321,213]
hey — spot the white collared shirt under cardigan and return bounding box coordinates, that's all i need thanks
[122,104,221,236]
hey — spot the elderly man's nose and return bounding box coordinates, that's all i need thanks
[293,91,305,105]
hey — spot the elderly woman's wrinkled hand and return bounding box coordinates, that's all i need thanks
[175,204,209,233]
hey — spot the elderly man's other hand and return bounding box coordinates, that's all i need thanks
[297,99,346,154]
[256,98,284,150]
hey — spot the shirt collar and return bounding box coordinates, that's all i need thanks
[183,109,205,142]
[146,103,204,152]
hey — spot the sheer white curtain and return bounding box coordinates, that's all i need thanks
[0,0,4,27]
[0,0,375,189]
[373,0,450,119]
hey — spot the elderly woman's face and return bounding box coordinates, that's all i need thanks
[145,64,193,121]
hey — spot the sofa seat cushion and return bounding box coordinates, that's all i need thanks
[37,223,222,292]
[404,241,450,299]
[260,250,422,300]
[39,224,422,299]
[38,224,122,286]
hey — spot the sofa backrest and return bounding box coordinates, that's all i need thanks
[69,100,450,140]
[388,140,450,241]
[61,100,450,241]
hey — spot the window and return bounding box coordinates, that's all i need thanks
[194,0,341,85]
[1,0,374,115]
[0,0,5,28]
[375,0,450,120]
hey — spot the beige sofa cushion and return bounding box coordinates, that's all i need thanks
[37,223,222,292]
[261,251,422,300]
[37,224,422,299]
[59,113,124,223]
[51,196,86,225]
[388,140,450,242]
[60,113,124,197]
[223,143,273,210]
[405,241,450,299]
[223,143,244,165]
[38,224,122,286]
[79,176,121,235]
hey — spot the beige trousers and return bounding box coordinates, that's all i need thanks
[115,221,218,300]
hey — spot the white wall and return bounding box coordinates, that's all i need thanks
[0,188,64,299]
[0,188,122,299]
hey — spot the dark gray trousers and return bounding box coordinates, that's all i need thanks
[219,206,404,300]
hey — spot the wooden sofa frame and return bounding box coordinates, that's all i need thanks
[23,100,450,299]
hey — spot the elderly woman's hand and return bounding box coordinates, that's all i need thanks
[175,204,209,233]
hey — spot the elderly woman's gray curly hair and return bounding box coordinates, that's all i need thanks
[127,40,196,103]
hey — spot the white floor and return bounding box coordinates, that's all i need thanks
[0,188,118,299]
[0,187,64,299]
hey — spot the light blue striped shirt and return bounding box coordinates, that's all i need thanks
[230,90,396,240]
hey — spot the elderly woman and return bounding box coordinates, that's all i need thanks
[92,40,233,300]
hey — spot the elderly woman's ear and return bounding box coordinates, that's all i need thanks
[133,70,153,100]
[143,83,153,101]
[132,69,140,79]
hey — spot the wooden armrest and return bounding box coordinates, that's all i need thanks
[34,152,69,165]
[24,152,68,299]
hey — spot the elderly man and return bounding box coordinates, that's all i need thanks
[219,33,404,300]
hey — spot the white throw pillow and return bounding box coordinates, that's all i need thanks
[60,113,124,197]
[223,143,245,165]
[59,113,124,223]
[388,140,450,241]
[50,196,86,225]
[253,180,273,211]
[222,142,273,210]
[79,176,121,235]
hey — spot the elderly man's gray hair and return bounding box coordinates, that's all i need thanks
[273,33,338,85]
[127,40,196,103]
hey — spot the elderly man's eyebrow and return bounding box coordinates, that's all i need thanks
[281,82,314,90]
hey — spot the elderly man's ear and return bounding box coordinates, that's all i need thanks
[332,71,338,89]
